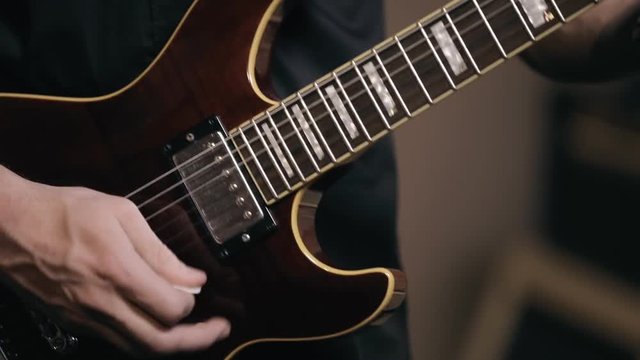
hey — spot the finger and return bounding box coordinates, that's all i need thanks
[117,205,207,289]
[149,317,231,354]
[108,296,230,354]
[101,224,196,326]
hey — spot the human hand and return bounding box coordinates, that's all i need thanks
[523,0,640,81]
[0,166,230,355]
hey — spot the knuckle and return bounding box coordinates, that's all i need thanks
[115,198,139,216]
[67,285,104,311]
[95,255,127,283]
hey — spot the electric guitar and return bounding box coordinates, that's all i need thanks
[0,0,598,358]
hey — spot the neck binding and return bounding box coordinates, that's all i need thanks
[231,0,597,204]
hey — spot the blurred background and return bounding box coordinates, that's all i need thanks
[386,1,640,359]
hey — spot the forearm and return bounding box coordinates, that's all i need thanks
[523,0,640,82]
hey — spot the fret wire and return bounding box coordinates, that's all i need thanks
[238,126,278,198]
[549,0,566,22]
[297,92,336,162]
[508,0,536,40]
[351,60,392,130]
[282,105,321,172]
[471,0,507,58]
[444,9,481,74]
[252,119,291,190]
[332,72,373,141]
[417,22,457,90]
[247,1,547,178]
[246,1,541,175]
[314,82,355,152]
[372,49,412,118]
[394,35,434,104]
[266,111,306,181]
[133,0,595,217]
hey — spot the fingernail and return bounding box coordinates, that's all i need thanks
[173,285,202,294]
[218,322,231,340]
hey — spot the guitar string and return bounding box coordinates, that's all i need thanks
[127,0,491,201]
[134,0,535,222]
[128,0,521,208]
[139,0,575,220]
[141,0,520,223]
[146,1,545,243]
[154,0,574,248]
[144,0,550,238]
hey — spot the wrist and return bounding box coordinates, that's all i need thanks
[0,166,30,237]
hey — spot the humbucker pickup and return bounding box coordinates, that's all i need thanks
[165,117,276,258]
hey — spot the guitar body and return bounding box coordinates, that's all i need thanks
[0,0,405,359]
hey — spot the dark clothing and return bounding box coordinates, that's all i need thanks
[0,1,409,359]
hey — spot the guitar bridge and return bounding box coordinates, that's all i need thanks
[165,116,276,258]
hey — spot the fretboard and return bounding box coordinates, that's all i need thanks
[230,0,597,204]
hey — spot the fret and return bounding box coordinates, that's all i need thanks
[266,111,306,181]
[430,21,468,76]
[230,132,269,202]
[481,0,536,53]
[252,119,292,190]
[282,105,321,172]
[332,72,373,141]
[352,60,392,130]
[471,0,507,58]
[362,61,399,121]
[418,23,457,90]
[300,87,351,159]
[420,16,476,87]
[297,92,336,162]
[517,0,550,28]
[224,0,597,204]
[268,108,316,179]
[291,103,326,165]
[362,60,400,123]
[509,0,536,41]
[444,0,504,71]
[324,83,362,143]
[242,124,291,196]
[548,0,566,22]
[334,67,391,139]
[372,49,413,119]
[513,0,563,36]
[315,82,356,152]
[375,39,432,113]
[443,9,481,73]
[395,36,433,104]
[237,127,279,199]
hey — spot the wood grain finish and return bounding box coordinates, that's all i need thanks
[0,1,404,359]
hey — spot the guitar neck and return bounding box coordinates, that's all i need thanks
[230,0,597,204]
